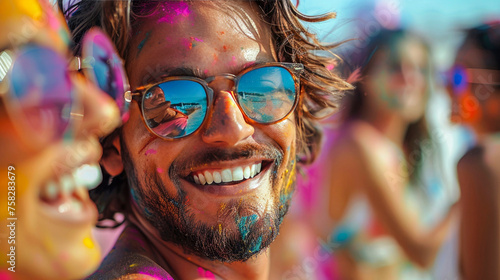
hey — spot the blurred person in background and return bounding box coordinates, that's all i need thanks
[0,0,124,279]
[447,22,500,280]
[310,29,459,280]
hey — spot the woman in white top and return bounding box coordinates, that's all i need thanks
[312,29,459,280]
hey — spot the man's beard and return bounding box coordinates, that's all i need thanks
[121,140,295,262]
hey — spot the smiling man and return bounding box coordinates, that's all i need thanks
[61,0,350,279]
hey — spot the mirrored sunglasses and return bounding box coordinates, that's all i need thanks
[125,62,304,140]
[0,28,129,147]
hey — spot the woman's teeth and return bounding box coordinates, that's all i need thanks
[192,162,262,185]
[39,164,102,213]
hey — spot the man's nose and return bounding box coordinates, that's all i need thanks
[201,76,254,146]
[72,75,121,139]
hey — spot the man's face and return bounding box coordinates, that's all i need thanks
[120,1,297,261]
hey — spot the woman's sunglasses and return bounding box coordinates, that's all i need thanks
[125,62,304,140]
[0,28,129,147]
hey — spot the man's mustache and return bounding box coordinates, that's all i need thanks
[170,143,284,177]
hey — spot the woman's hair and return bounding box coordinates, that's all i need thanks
[58,0,351,224]
[342,29,433,184]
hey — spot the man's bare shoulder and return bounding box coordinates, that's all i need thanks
[86,226,174,280]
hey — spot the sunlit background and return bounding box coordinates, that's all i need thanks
[297,1,500,278]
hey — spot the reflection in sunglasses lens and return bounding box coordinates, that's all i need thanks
[237,66,296,123]
[85,31,129,116]
[142,80,207,139]
[92,42,115,98]
[10,47,72,139]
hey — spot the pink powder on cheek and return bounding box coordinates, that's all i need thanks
[197,267,205,277]
[229,55,237,67]
[205,270,216,279]
[157,167,164,173]
[144,149,157,156]
[197,267,216,279]
[212,53,219,64]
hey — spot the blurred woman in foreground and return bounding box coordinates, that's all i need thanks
[311,29,459,279]
[0,0,124,279]
[448,22,500,280]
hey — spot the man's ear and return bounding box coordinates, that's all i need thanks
[100,131,123,176]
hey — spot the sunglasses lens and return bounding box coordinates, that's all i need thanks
[83,30,129,116]
[237,66,297,123]
[142,80,207,138]
[10,46,72,139]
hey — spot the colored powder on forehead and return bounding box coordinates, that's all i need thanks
[156,2,190,24]
[137,31,152,57]
[181,37,203,50]
[181,37,193,50]
[191,37,204,42]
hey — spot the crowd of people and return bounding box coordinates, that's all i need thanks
[0,0,498,279]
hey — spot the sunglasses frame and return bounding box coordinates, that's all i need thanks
[72,28,130,120]
[125,62,304,140]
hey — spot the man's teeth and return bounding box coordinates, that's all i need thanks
[39,164,102,213]
[193,162,262,185]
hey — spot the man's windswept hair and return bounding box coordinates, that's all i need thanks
[58,0,352,224]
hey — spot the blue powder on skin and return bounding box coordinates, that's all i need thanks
[249,236,262,253]
[137,31,152,57]
[237,214,258,241]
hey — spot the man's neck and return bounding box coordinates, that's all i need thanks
[128,206,271,280]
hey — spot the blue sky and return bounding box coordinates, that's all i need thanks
[297,0,500,67]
